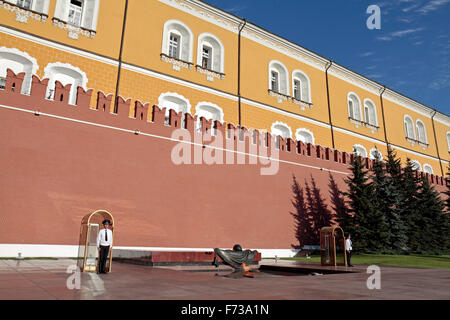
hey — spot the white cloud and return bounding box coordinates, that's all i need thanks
[376,27,425,41]
[417,0,450,14]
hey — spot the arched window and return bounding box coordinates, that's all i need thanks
[268,60,289,95]
[353,144,367,157]
[271,121,292,149]
[14,0,50,13]
[447,132,450,151]
[44,62,87,105]
[295,128,315,145]
[404,115,415,140]
[423,164,433,174]
[195,102,224,134]
[410,160,421,171]
[292,69,311,103]
[54,0,100,30]
[196,33,224,73]
[0,47,38,94]
[416,120,427,144]
[271,122,292,139]
[369,148,382,160]
[363,99,378,127]
[158,92,191,127]
[348,92,362,121]
[161,19,193,63]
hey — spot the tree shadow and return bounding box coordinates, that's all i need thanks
[290,174,334,249]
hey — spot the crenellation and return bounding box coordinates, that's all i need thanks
[0,68,446,186]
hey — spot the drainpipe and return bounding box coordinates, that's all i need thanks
[113,0,129,113]
[431,110,444,176]
[325,60,335,149]
[379,85,389,153]
[237,19,247,127]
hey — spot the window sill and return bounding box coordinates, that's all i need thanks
[52,17,96,40]
[406,137,428,149]
[160,53,193,71]
[268,89,290,103]
[195,65,225,82]
[348,117,379,133]
[0,0,48,23]
[292,97,313,110]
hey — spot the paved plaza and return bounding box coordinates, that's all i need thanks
[0,259,449,300]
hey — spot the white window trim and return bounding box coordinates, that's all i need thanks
[291,69,311,103]
[194,102,224,123]
[43,62,88,105]
[415,119,428,144]
[347,92,362,121]
[353,144,367,157]
[410,160,421,171]
[423,164,433,174]
[369,147,382,160]
[295,128,315,145]
[0,47,39,94]
[404,114,416,140]
[270,121,292,139]
[162,19,193,63]
[447,132,450,151]
[196,33,225,73]
[158,92,191,114]
[363,98,378,126]
[268,60,289,95]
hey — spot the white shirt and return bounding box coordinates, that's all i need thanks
[346,238,352,251]
[97,228,113,248]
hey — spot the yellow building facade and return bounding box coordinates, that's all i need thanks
[1,0,448,175]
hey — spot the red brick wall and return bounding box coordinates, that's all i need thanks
[0,71,446,250]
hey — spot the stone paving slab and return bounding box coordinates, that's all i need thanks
[0,259,448,300]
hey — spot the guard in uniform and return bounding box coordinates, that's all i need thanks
[97,219,113,273]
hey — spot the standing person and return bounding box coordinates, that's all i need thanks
[345,234,353,267]
[97,219,113,274]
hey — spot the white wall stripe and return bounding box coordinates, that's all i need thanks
[0,104,351,176]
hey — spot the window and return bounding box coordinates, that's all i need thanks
[196,33,224,73]
[416,120,427,144]
[68,0,83,27]
[295,128,315,145]
[423,164,433,174]
[162,20,193,63]
[292,70,311,103]
[271,121,292,147]
[404,115,415,140]
[158,92,190,127]
[195,102,224,135]
[363,99,378,127]
[447,132,450,151]
[201,46,212,70]
[353,144,367,157]
[271,71,279,93]
[54,0,100,32]
[44,62,87,105]
[410,160,421,171]
[168,33,180,59]
[369,148,382,160]
[348,93,362,121]
[0,47,38,94]
[17,0,33,9]
[268,60,289,95]
[293,79,301,100]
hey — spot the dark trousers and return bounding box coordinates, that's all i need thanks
[98,245,110,273]
[346,250,352,266]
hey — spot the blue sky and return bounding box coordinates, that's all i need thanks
[203,0,450,116]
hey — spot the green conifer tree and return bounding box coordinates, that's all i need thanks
[343,154,376,252]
